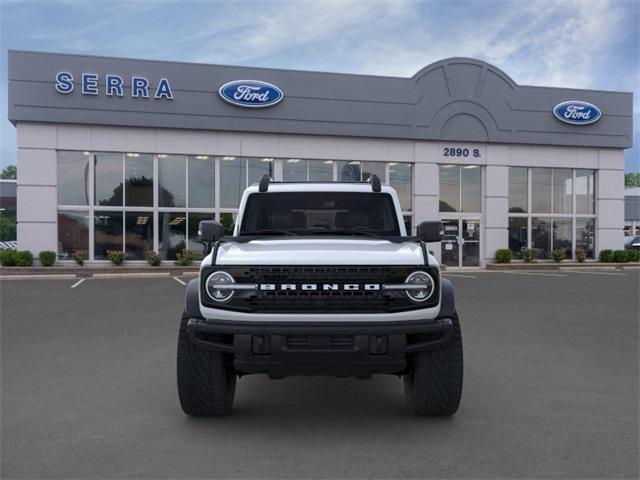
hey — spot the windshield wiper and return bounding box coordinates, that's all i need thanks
[239,229,299,236]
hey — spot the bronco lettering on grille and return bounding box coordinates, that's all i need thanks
[259,284,381,291]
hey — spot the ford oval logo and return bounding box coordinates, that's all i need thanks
[553,100,601,125]
[218,80,283,108]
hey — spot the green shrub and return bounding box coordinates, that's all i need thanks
[144,250,161,266]
[72,250,88,266]
[0,249,18,266]
[175,249,195,266]
[39,250,56,267]
[575,248,587,263]
[613,250,628,263]
[107,250,127,266]
[599,249,614,262]
[626,249,639,262]
[14,250,34,267]
[495,249,512,263]
[521,248,537,263]
[551,249,566,263]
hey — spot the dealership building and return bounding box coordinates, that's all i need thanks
[7,50,633,267]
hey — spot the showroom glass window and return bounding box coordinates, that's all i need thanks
[439,165,482,213]
[56,152,414,260]
[508,168,596,259]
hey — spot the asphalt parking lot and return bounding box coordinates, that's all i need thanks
[1,270,638,479]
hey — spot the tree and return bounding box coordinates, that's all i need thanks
[625,173,640,188]
[1,165,16,179]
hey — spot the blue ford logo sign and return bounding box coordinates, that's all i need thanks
[553,100,601,125]
[218,80,283,108]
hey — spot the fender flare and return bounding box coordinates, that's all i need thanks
[438,277,456,318]
[184,278,203,318]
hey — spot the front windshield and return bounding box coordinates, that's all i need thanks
[239,192,400,236]
[624,236,638,245]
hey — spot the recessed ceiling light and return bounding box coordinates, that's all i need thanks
[262,158,273,162]
[195,155,209,160]
[287,159,301,163]
[158,154,168,159]
[222,156,236,161]
[388,162,398,166]
[126,153,140,157]
[324,160,334,164]
[463,165,479,169]
[348,161,360,165]
[82,151,91,156]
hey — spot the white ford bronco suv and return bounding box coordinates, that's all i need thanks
[177,175,463,416]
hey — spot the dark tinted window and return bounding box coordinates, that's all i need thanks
[240,192,400,236]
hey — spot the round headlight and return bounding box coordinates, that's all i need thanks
[205,271,235,302]
[405,271,435,302]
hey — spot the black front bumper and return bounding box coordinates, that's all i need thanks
[187,317,453,378]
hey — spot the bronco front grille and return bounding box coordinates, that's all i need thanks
[200,265,439,313]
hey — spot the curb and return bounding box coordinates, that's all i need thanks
[486,262,639,271]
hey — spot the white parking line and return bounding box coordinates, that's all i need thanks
[502,271,567,277]
[443,274,477,278]
[172,276,187,286]
[70,278,86,288]
[566,270,626,276]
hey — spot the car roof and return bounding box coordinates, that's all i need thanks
[244,182,397,194]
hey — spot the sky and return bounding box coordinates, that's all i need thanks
[0,0,638,172]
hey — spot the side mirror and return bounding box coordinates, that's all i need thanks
[417,221,443,243]
[198,220,225,243]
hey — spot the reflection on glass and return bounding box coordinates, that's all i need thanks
[125,154,153,206]
[58,151,90,205]
[461,165,481,212]
[220,212,237,236]
[439,165,459,212]
[188,212,213,259]
[125,212,153,260]
[575,170,595,214]
[403,216,412,235]
[158,155,186,207]
[531,217,551,258]
[531,168,552,213]
[338,161,361,182]
[508,217,527,259]
[95,153,123,206]
[188,156,215,208]
[576,218,595,259]
[552,169,573,214]
[309,160,333,181]
[220,157,246,208]
[94,211,123,259]
[552,217,572,257]
[361,162,385,182]
[159,212,186,260]
[390,163,412,211]
[57,211,89,258]
[508,167,527,213]
[248,158,273,186]
[283,159,307,181]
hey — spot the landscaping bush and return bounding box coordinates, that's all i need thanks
[0,249,18,266]
[575,248,587,263]
[599,249,614,262]
[107,250,127,266]
[521,248,537,263]
[175,249,195,266]
[15,250,34,267]
[613,250,628,263]
[72,250,88,266]
[626,249,639,262]
[551,249,566,263]
[144,250,162,266]
[494,249,512,263]
[39,250,56,267]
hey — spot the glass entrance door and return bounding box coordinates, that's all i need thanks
[441,219,459,267]
[441,218,481,267]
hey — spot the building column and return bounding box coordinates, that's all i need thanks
[596,149,625,253]
[16,123,58,256]
[413,161,440,257]
[483,160,509,265]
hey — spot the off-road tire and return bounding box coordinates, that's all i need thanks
[403,313,463,416]
[177,312,236,416]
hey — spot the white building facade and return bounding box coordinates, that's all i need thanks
[8,51,633,267]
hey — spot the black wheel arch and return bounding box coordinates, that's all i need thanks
[439,277,456,318]
[185,277,202,318]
